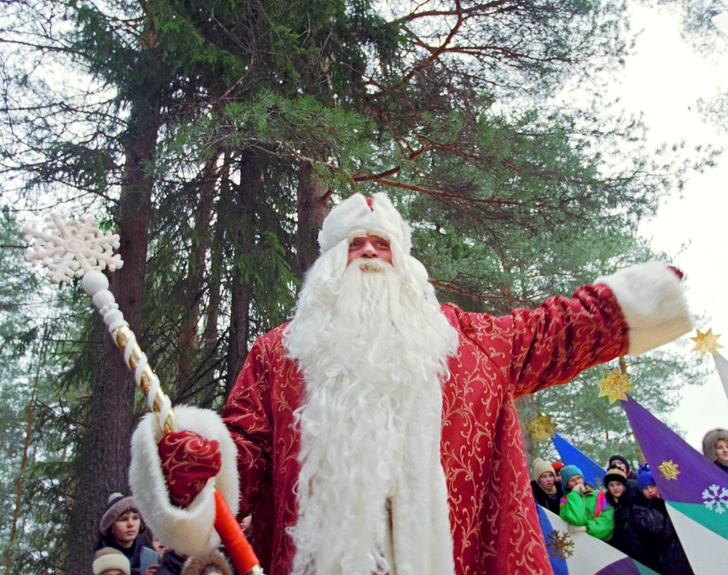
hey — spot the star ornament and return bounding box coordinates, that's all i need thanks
[659,459,680,481]
[546,530,574,560]
[691,328,723,358]
[596,369,632,404]
[528,412,556,443]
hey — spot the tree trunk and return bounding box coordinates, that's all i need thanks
[296,161,331,276]
[62,96,160,574]
[225,151,259,397]
[176,154,219,393]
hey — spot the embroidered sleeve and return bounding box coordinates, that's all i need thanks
[222,334,275,516]
[451,283,629,399]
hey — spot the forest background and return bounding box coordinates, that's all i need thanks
[1,0,726,573]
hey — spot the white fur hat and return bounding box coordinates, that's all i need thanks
[93,548,130,575]
[317,192,412,254]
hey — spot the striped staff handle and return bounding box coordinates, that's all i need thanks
[24,214,263,575]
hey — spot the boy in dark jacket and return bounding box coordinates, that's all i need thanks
[632,465,694,575]
[604,467,652,568]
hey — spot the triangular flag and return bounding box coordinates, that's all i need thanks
[553,433,608,489]
[622,394,728,574]
[713,351,728,403]
[537,505,659,574]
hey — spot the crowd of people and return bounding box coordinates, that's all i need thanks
[531,427,728,575]
[92,492,237,575]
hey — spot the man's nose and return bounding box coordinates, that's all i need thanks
[360,240,378,258]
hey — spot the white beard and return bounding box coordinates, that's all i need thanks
[283,243,459,575]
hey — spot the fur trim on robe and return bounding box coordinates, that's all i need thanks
[129,405,239,556]
[596,262,693,355]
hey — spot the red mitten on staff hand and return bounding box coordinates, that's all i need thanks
[158,430,221,508]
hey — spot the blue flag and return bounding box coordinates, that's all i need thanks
[553,433,608,489]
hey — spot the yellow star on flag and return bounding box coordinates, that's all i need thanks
[691,328,723,357]
[659,459,680,481]
[597,369,632,403]
[528,412,557,443]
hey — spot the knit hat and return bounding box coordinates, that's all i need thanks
[607,454,631,474]
[181,551,234,575]
[93,548,130,575]
[551,461,565,473]
[560,464,584,491]
[532,457,555,481]
[604,467,628,488]
[637,464,656,491]
[99,492,143,536]
[317,193,412,255]
[702,428,728,462]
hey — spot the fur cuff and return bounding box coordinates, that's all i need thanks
[129,405,239,556]
[596,262,693,355]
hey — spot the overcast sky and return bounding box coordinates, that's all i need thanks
[617,3,728,450]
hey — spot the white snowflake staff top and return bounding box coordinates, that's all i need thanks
[23,213,123,283]
[23,213,174,433]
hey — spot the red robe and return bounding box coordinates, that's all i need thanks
[222,283,627,574]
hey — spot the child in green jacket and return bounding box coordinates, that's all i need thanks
[559,464,614,541]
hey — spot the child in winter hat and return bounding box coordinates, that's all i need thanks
[93,548,130,575]
[180,551,234,575]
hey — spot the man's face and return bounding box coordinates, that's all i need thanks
[642,484,661,499]
[610,460,627,473]
[347,235,392,265]
[537,472,555,491]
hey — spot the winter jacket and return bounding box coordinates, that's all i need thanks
[154,550,187,575]
[99,536,159,575]
[606,485,653,568]
[530,479,563,515]
[633,497,694,575]
[560,489,614,541]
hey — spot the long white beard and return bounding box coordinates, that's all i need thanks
[283,244,459,575]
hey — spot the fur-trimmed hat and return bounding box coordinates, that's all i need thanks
[99,492,143,536]
[604,467,628,488]
[93,548,130,575]
[317,193,412,255]
[607,454,631,474]
[702,428,728,462]
[560,464,584,491]
[532,457,555,481]
[181,551,234,575]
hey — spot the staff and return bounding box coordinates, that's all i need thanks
[24,213,263,575]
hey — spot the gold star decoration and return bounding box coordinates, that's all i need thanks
[596,369,633,404]
[691,328,723,358]
[546,530,575,560]
[528,412,557,443]
[659,459,680,481]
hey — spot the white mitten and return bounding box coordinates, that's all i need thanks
[572,483,586,494]
[567,523,587,534]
